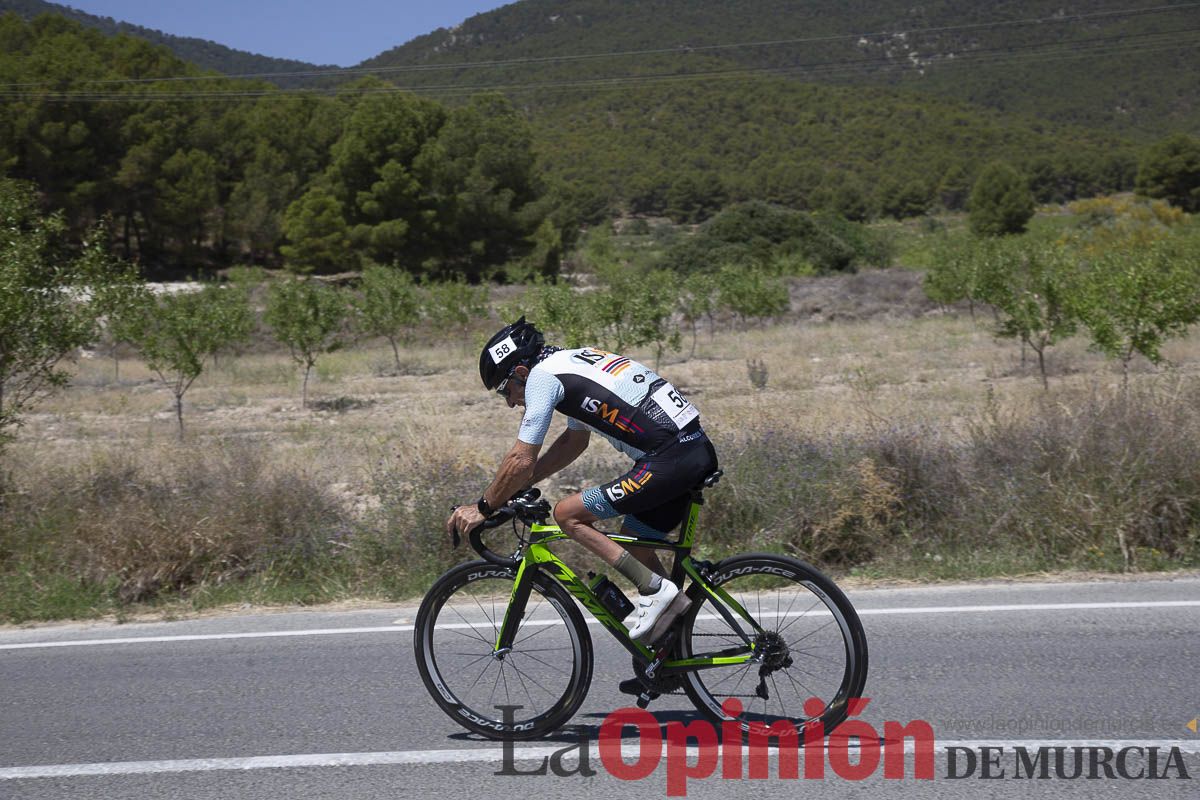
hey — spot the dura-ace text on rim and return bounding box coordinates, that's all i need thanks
[678,554,868,734]
[415,563,594,739]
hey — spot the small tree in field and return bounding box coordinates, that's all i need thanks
[678,271,718,358]
[969,162,1035,237]
[716,265,789,328]
[597,264,681,367]
[0,179,137,446]
[126,284,253,438]
[103,282,153,382]
[924,232,983,318]
[354,264,421,371]
[422,279,488,335]
[1076,239,1200,382]
[976,237,1078,390]
[265,278,347,408]
[517,279,596,348]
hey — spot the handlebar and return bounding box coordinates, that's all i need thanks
[461,488,552,567]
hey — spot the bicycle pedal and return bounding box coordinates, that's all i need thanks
[636,691,657,709]
[644,594,691,647]
[619,677,647,696]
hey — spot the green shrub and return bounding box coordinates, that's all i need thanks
[659,202,878,275]
[353,265,421,370]
[923,232,980,308]
[969,161,1035,237]
[125,284,253,437]
[517,279,597,348]
[813,212,895,268]
[1135,132,1200,213]
[975,236,1079,389]
[1075,236,1200,378]
[716,265,789,325]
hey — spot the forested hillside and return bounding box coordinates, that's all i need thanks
[0,15,558,278]
[532,78,1137,223]
[0,5,1188,274]
[0,0,329,83]
[360,0,1191,217]
[367,0,1200,139]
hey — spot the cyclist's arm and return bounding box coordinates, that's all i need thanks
[452,367,560,535]
[531,427,590,484]
[447,439,540,538]
[482,439,541,511]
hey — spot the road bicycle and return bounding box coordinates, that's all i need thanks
[414,471,868,740]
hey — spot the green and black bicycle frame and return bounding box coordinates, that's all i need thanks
[492,493,766,677]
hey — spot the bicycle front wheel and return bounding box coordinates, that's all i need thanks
[413,560,593,739]
[679,553,868,735]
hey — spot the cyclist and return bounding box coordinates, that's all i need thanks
[446,317,719,643]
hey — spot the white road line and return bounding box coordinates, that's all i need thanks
[0,626,410,650]
[1,600,1197,651]
[857,600,1200,615]
[2,741,1197,780]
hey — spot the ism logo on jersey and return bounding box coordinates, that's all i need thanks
[580,397,644,434]
[606,465,653,503]
[580,396,620,424]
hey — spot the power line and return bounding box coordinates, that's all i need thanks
[0,1,1196,89]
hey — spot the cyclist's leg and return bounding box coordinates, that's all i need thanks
[560,434,716,568]
[553,453,670,560]
[552,493,626,565]
[623,541,668,575]
[618,504,689,576]
[551,497,670,575]
[556,474,686,615]
[551,495,669,580]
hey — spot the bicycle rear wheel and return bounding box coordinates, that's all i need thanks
[414,560,593,740]
[679,553,868,735]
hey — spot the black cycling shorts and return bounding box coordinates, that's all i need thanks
[581,427,719,539]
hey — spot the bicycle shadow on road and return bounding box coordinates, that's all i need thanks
[446,709,868,749]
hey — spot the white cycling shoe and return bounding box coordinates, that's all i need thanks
[628,580,691,643]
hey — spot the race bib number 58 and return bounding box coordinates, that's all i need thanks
[650,382,699,429]
[488,336,518,364]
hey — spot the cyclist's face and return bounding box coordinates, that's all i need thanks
[500,367,527,408]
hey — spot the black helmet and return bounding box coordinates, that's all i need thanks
[479,316,544,390]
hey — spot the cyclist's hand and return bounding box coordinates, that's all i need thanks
[446,504,486,546]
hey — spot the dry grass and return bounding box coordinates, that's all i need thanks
[3,269,1199,621]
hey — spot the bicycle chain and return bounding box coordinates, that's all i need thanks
[638,632,753,696]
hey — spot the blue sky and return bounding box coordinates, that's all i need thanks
[64,1,515,66]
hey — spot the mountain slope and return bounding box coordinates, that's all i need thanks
[362,0,1200,139]
[0,0,1160,225]
[0,0,332,84]
[530,75,1136,221]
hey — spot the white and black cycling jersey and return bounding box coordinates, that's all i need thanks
[517,348,700,459]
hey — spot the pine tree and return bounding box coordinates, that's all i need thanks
[969,162,1035,237]
[1135,133,1200,213]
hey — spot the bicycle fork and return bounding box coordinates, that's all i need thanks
[493,559,537,655]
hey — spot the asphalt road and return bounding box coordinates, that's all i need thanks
[2,575,1198,799]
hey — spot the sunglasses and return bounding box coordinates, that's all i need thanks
[496,370,523,397]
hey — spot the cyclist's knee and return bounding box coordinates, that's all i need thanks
[553,498,576,530]
[553,494,592,534]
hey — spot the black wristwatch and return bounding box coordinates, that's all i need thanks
[476,496,493,516]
